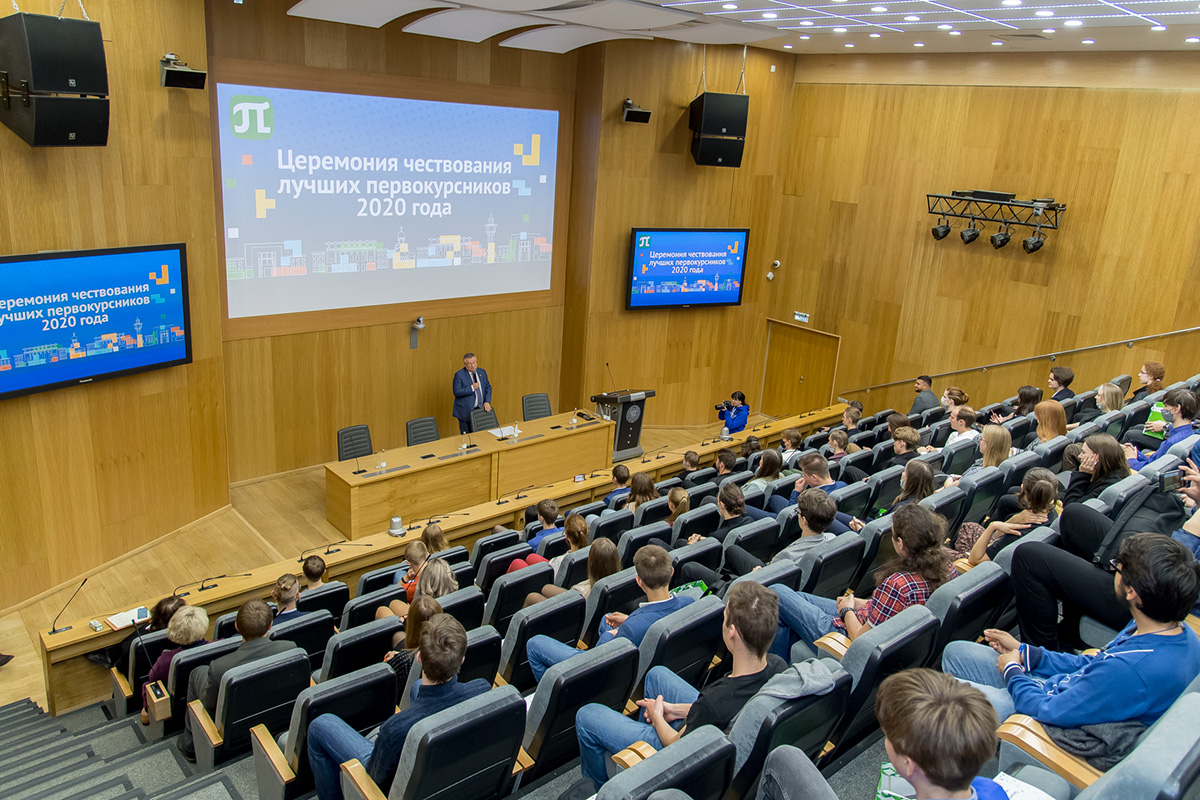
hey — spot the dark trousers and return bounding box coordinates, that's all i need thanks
[1122,424,1163,452]
[679,545,766,594]
[457,416,470,435]
[1011,540,1130,650]
[175,664,211,757]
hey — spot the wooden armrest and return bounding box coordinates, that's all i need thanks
[251,723,296,783]
[997,715,1102,790]
[953,557,975,574]
[1185,615,1200,639]
[188,700,223,747]
[815,631,852,659]
[494,674,508,687]
[513,747,535,774]
[576,641,589,651]
[612,740,658,769]
[340,759,387,800]
[624,699,639,715]
[111,667,133,699]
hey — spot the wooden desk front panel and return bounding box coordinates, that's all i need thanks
[348,455,492,539]
[495,424,611,496]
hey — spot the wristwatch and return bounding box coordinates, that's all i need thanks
[839,606,855,622]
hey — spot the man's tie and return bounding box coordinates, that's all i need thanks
[473,372,482,409]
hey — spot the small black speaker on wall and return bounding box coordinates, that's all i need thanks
[687,92,748,168]
[0,12,109,147]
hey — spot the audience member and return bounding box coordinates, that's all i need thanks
[945,424,1012,487]
[779,428,805,468]
[527,499,563,551]
[744,449,783,494]
[420,524,449,554]
[957,467,1059,563]
[718,391,749,433]
[713,448,737,477]
[1025,400,1067,448]
[104,594,187,673]
[875,670,1006,800]
[886,412,911,437]
[140,605,209,724]
[525,545,692,682]
[625,473,659,517]
[1061,433,1131,506]
[919,406,978,455]
[177,599,295,761]
[1123,387,1198,468]
[940,386,970,416]
[828,430,850,462]
[523,530,620,607]
[909,375,939,416]
[376,558,458,623]
[382,595,442,700]
[890,460,936,510]
[568,582,786,795]
[302,555,326,591]
[945,533,1200,737]
[1049,366,1076,402]
[511,513,589,584]
[1070,382,1124,428]
[820,406,862,436]
[677,450,700,482]
[740,436,762,460]
[272,574,303,622]
[374,542,428,622]
[664,486,690,525]
[888,427,921,468]
[1129,361,1166,405]
[991,384,1042,424]
[765,452,846,516]
[306,614,490,800]
[602,465,631,506]
[771,504,955,659]
[685,483,750,545]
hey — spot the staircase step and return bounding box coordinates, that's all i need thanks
[0,714,68,741]
[0,701,44,724]
[0,726,77,768]
[26,776,137,800]
[150,771,246,800]
[7,741,192,800]
[0,698,40,716]
[0,746,96,795]
[55,703,112,733]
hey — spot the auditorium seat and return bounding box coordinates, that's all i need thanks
[314,617,403,683]
[719,470,754,489]
[803,431,831,451]
[609,493,631,511]
[920,406,946,427]
[1093,410,1126,439]
[1121,400,1151,437]
[977,402,1004,423]
[1067,422,1100,443]
[723,560,804,596]
[684,467,718,488]
[828,482,872,522]
[849,515,895,592]
[251,662,395,800]
[190,648,310,772]
[867,440,895,474]
[747,451,764,473]
[296,580,349,621]
[592,509,636,544]
[633,596,725,699]
[815,606,939,766]
[619,522,674,568]
[536,532,569,559]
[108,628,173,719]
[449,559,475,589]
[634,496,672,526]
[1168,433,1200,460]
[671,505,720,546]
[796,532,867,599]
[335,424,372,461]
[723,518,778,563]
[340,686,525,800]
[847,429,876,452]
[430,545,470,564]
[1074,389,1097,413]
[834,451,872,483]
[775,505,801,548]
[341,584,408,630]
[991,526,1059,631]
[484,561,555,637]
[599,725,736,800]
[766,475,798,504]
[214,610,240,641]
[436,585,486,630]
[669,539,723,588]
[579,567,642,648]
[401,625,503,708]
[1139,454,1181,482]
[950,467,1003,530]
[742,484,767,510]
[754,746,839,800]
[1032,435,1070,473]
[468,408,501,435]
[686,481,720,507]
[556,545,590,588]
[928,419,952,449]
[865,465,904,516]
[476,543,534,595]
[516,638,640,785]
[522,392,552,421]
[356,561,405,596]
[1002,416,1031,450]
[269,609,337,672]
[405,416,438,447]
[919,486,966,531]
[571,499,608,519]
[1059,397,1077,424]
[497,590,586,691]
[470,529,521,570]
[1095,473,1151,518]
[998,450,1039,494]
[941,436,980,477]
[925,563,1008,669]
[148,637,241,740]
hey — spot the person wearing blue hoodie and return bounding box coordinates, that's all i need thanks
[717,391,749,434]
[943,532,1200,729]
[1123,387,1197,470]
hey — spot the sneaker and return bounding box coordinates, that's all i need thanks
[0,653,12,668]
[85,652,112,668]
[558,777,597,800]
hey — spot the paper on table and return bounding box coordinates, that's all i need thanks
[993,772,1059,800]
[106,606,149,631]
[489,426,520,438]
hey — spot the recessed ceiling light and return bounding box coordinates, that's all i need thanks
[762,12,777,18]
[783,43,793,48]
[871,5,887,10]
[1187,36,1200,42]
[904,15,920,20]
[845,42,855,46]
[870,32,882,37]
[1042,27,1055,32]
[948,29,961,34]
[1064,19,1082,26]
[833,26,847,32]
[800,20,813,25]
[937,23,952,29]
[721,3,737,8]
[1002,0,1021,5]
[1151,25,1166,31]
[991,40,1003,44]
[914,41,925,46]
[1081,38,1094,43]
[800,34,810,38]
[1035,9,1053,15]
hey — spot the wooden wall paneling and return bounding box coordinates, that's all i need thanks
[0,0,227,610]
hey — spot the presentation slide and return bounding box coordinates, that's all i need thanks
[627,229,748,309]
[0,245,191,400]
[214,83,559,319]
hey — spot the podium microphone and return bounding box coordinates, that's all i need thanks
[48,577,88,635]
[605,362,618,393]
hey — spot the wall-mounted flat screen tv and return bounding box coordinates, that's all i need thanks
[626,228,748,310]
[0,243,191,401]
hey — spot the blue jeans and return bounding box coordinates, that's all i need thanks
[770,586,839,660]
[527,634,586,684]
[941,641,1045,722]
[576,666,700,789]
[744,505,775,521]
[307,714,375,800]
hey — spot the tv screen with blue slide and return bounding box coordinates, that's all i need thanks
[0,244,192,401]
[627,228,749,310]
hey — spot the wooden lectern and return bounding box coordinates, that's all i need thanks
[590,390,656,461]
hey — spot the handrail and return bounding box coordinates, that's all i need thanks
[838,325,1200,395]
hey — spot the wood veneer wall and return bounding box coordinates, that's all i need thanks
[208,0,578,481]
[0,0,227,610]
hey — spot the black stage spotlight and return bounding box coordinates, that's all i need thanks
[931,218,951,240]
[1023,234,1044,253]
[990,227,1011,249]
[960,220,980,245]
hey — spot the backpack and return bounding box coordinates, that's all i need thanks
[1092,484,1187,569]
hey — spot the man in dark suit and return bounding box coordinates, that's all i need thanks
[1049,365,1076,402]
[452,352,493,434]
[176,599,295,761]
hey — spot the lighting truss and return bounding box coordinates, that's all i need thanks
[926,194,1065,231]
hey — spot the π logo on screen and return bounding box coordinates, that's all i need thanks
[229,96,273,140]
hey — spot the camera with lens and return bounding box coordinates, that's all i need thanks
[715,400,733,411]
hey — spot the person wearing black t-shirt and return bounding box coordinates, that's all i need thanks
[568,582,786,796]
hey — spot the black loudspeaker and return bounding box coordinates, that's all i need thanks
[688,92,749,138]
[0,12,109,147]
[690,134,745,168]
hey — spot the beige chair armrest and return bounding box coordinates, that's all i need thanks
[513,747,535,774]
[251,723,295,783]
[997,715,1103,790]
[953,557,975,574]
[111,667,134,699]
[612,740,658,769]
[188,699,223,746]
[340,758,388,800]
[814,631,852,660]
[145,681,171,721]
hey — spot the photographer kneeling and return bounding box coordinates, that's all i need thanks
[716,391,749,434]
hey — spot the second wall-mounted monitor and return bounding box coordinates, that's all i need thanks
[626,228,748,310]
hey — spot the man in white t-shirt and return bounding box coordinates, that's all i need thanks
[920,406,979,454]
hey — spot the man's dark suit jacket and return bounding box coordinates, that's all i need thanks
[198,636,296,710]
[452,367,492,423]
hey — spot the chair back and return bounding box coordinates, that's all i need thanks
[724,518,778,562]
[1060,397,1078,424]
[684,468,718,488]
[1032,435,1070,473]
[619,522,673,568]
[215,649,310,759]
[850,515,895,591]
[669,538,723,588]
[1002,416,1030,449]
[470,530,521,569]
[635,596,725,694]
[215,610,239,641]
[868,440,895,475]
[498,590,587,691]
[358,561,406,596]
[270,610,337,672]
[941,436,981,476]
[998,450,1039,493]
[437,585,486,631]
[952,467,1004,531]
[920,406,946,427]
[317,616,403,682]
[671,505,721,546]
[470,408,499,433]
[556,546,591,588]
[828,482,873,522]
[124,628,175,715]
[484,562,555,637]
[720,470,754,489]
[1093,410,1127,439]
[925,563,1009,667]
[865,465,904,516]
[591,509,636,544]
[1097,473,1152,518]
[655,477,683,495]
[686,481,721,506]
[724,560,804,596]
[476,543,534,595]
[847,429,877,451]
[405,416,439,447]
[1124,400,1153,434]
[1068,422,1100,443]
[342,584,408,630]
[928,420,952,449]
[536,532,569,559]
[461,625,503,686]
[336,425,372,461]
[570,500,608,519]
[596,725,737,800]
[919,486,966,532]
[297,581,350,621]
[1169,434,1200,461]
[522,393,552,421]
[167,638,240,732]
[798,532,867,599]
[634,496,672,526]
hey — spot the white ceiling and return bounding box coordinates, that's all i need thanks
[288,0,1200,52]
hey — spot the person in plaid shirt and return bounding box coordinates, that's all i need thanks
[769,503,957,660]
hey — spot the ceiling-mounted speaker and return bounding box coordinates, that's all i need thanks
[0,12,109,147]
[687,92,748,168]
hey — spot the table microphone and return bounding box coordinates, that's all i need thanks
[496,485,535,505]
[48,577,88,635]
[352,456,366,475]
[606,362,618,393]
[173,578,203,598]
[198,573,251,592]
[426,513,471,526]
[641,446,669,464]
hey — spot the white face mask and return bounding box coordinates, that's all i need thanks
[940,395,951,409]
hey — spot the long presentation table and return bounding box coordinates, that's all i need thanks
[325,412,615,539]
[39,405,845,714]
